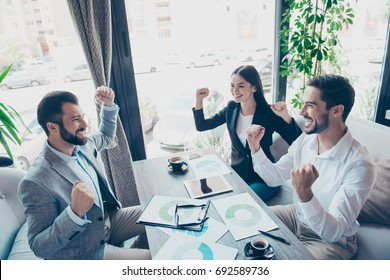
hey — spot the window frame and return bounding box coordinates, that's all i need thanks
[109,0,390,162]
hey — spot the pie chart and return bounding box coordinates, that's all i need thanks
[225,204,261,227]
[195,159,221,173]
[172,241,214,260]
[159,200,190,222]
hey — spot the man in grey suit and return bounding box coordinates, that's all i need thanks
[18,87,151,260]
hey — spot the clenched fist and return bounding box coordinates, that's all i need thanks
[96,86,115,107]
[290,163,319,202]
[195,87,209,110]
[70,181,96,217]
[247,124,265,153]
[271,102,292,124]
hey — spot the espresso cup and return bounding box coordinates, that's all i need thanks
[168,156,187,172]
[244,236,269,257]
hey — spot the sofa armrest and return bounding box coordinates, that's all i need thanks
[353,223,390,260]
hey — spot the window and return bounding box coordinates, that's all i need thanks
[285,0,389,121]
[124,0,276,159]
[0,0,96,170]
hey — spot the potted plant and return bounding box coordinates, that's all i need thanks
[279,0,356,108]
[0,64,26,162]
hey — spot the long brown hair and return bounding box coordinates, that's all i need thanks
[231,65,269,111]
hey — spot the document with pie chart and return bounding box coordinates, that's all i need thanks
[153,236,238,260]
[188,154,232,179]
[212,193,278,241]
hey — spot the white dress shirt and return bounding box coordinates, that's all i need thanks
[251,128,376,242]
[236,112,253,146]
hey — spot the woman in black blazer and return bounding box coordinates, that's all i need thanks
[192,65,302,203]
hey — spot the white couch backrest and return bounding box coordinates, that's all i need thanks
[0,168,26,259]
[271,115,390,162]
[346,116,390,161]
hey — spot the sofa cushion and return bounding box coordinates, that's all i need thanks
[354,223,390,260]
[358,159,390,225]
[0,168,27,260]
[7,222,40,260]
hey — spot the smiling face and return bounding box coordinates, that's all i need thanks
[58,102,88,145]
[230,74,256,104]
[299,86,330,135]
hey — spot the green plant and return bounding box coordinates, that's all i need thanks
[279,0,356,108]
[0,64,26,160]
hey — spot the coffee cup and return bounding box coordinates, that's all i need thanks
[244,236,269,257]
[168,156,187,172]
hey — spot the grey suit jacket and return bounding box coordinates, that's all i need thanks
[18,105,121,260]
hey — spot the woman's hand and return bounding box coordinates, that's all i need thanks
[271,102,292,124]
[195,87,209,110]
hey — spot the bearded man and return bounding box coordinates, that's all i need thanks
[247,74,376,259]
[18,88,150,260]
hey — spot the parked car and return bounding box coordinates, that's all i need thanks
[153,90,224,150]
[185,53,222,68]
[21,57,57,72]
[132,57,161,74]
[234,47,271,62]
[64,63,92,82]
[0,70,50,90]
[13,118,46,170]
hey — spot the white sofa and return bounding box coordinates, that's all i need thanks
[0,168,40,260]
[268,116,390,260]
[1,116,389,260]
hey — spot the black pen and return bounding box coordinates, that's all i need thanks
[259,230,291,245]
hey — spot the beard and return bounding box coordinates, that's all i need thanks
[59,123,87,145]
[304,111,329,135]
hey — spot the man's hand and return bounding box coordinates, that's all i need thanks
[70,181,96,217]
[290,163,319,202]
[96,86,115,106]
[247,124,265,153]
[271,102,292,124]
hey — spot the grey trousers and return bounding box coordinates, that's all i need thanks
[270,204,358,260]
[103,205,151,260]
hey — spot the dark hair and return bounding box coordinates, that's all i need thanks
[37,91,79,136]
[231,65,269,110]
[307,74,355,122]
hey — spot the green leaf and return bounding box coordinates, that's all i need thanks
[317,50,323,61]
[326,0,333,9]
[308,15,315,24]
[0,126,19,145]
[0,64,12,84]
[0,132,14,160]
[0,107,18,130]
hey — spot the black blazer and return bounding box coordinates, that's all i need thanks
[193,100,302,185]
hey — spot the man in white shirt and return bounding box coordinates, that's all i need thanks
[247,74,376,259]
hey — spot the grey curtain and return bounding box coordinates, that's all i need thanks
[67,0,140,206]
